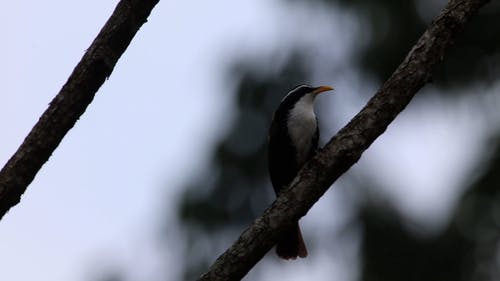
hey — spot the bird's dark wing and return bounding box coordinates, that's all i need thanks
[268,113,300,195]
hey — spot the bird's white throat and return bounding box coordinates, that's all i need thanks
[286,94,317,165]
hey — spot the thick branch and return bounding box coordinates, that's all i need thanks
[198,0,491,280]
[0,0,159,219]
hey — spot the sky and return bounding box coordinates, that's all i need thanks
[1,1,497,281]
[1,1,280,280]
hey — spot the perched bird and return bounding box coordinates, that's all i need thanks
[268,84,333,259]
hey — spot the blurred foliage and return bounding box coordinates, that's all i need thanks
[289,0,500,89]
[175,1,500,280]
[360,134,500,281]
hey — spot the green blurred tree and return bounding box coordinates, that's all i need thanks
[360,134,500,281]
[175,1,500,280]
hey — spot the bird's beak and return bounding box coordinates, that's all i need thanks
[313,86,334,95]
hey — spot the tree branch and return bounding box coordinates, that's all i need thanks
[198,0,491,280]
[0,0,159,219]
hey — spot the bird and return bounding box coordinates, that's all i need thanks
[267,84,333,259]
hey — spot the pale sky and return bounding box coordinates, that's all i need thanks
[1,1,497,281]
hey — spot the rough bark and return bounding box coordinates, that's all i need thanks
[0,0,159,219]
[198,0,491,280]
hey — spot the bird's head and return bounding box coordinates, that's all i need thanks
[283,84,333,99]
[278,84,334,114]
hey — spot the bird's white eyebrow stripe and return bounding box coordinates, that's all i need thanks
[281,84,311,101]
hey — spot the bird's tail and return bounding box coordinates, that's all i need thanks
[276,222,308,259]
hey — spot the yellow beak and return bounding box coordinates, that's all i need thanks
[313,85,334,95]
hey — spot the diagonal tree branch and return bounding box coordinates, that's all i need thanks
[0,0,159,219]
[198,0,491,280]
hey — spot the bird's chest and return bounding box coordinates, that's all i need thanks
[286,105,317,165]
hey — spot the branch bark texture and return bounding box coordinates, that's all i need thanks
[0,0,159,219]
[198,0,491,280]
